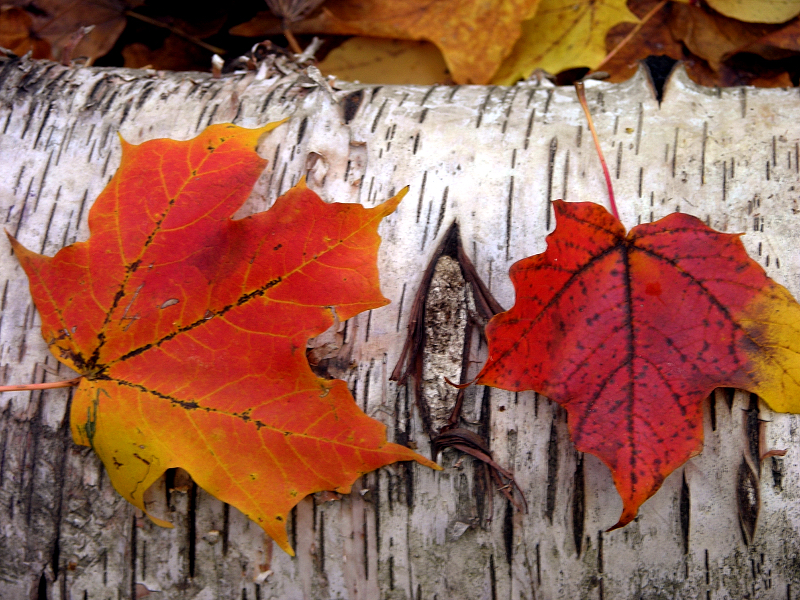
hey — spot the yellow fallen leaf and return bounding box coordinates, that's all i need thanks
[492,0,639,85]
[319,37,450,85]
[706,0,800,24]
[322,0,542,84]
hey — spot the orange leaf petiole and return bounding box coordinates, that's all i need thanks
[575,81,619,220]
[0,375,82,393]
[444,375,477,389]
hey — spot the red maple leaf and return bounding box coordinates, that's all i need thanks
[478,200,800,527]
[9,123,437,555]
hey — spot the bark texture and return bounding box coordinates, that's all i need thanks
[1,55,800,600]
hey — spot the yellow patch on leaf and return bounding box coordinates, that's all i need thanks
[740,283,800,413]
[492,0,639,84]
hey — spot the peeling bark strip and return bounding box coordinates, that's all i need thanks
[391,222,502,436]
[390,222,522,510]
[3,56,800,599]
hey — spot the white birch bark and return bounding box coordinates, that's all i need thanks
[1,55,800,600]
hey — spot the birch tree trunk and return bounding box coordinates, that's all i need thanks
[2,55,800,600]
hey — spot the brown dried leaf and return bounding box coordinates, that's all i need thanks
[748,17,800,55]
[8,0,127,62]
[602,0,682,83]
[122,35,208,71]
[0,6,50,58]
[683,55,794,88]
[669,3,781,71]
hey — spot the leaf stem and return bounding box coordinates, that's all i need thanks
[0,376,83,393]
[575,81,619,220]
[595,0,669,73]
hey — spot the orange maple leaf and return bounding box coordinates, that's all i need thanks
[9,122,437,555]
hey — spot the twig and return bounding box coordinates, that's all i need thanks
[283,27,303,55]
[125,11,226,56]
[0,375,82,393]
[575,81,618,219]
[595,0,669,73]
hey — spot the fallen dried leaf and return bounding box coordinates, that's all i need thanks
[682,48,795,87]
[747,17,800,56]
[326,0,543,84]
[122,35,209,71]
[669,3,781,71]
[0,6,50,59]
[601,0,682,83]
[318,37,450,85]
[707,0,800,24]
[493,0,639,84]
[231,0,540,84]
[8,0,127,62]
